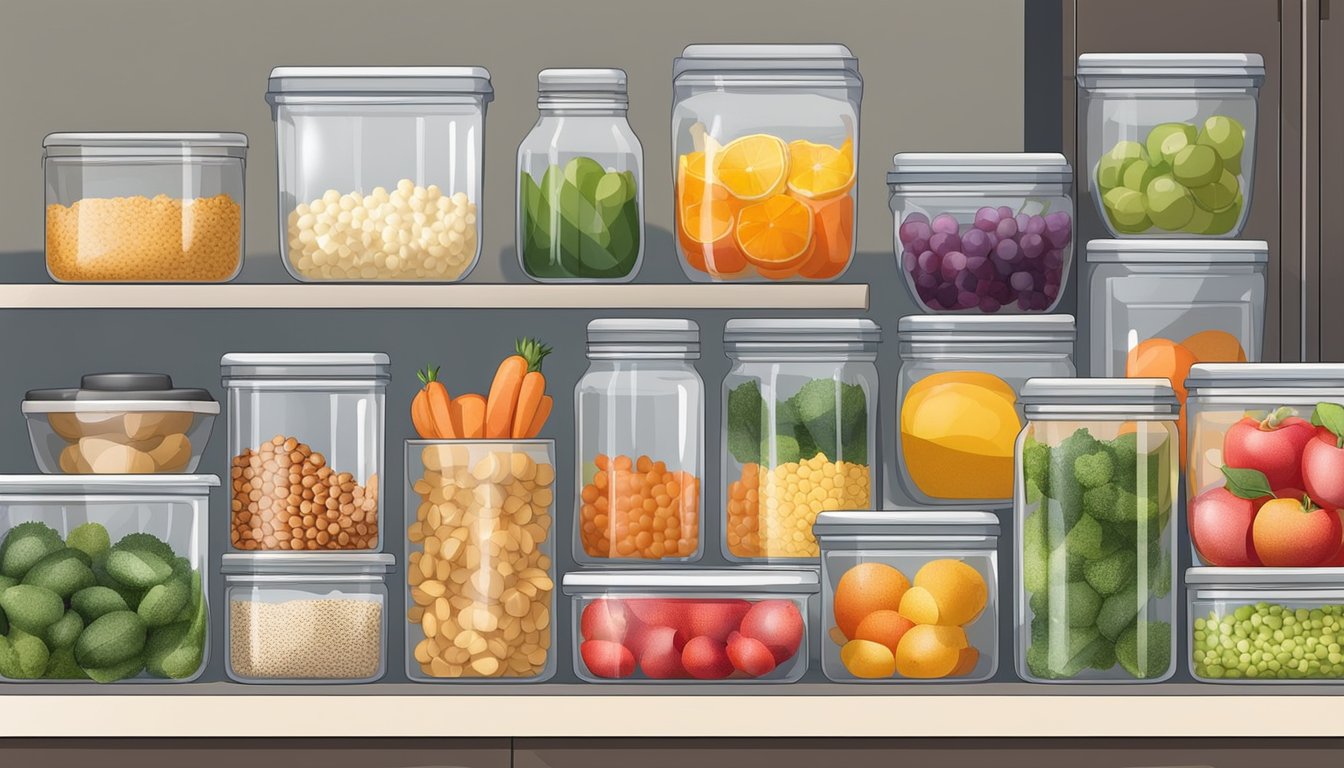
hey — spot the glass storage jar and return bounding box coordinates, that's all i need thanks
[813,510,999,683]
[575,320,703,564]
[1015,378,1179,683]
[517,69,643,282]
[1078,53,1264,238]
[672,44,861,282]
[43,132,246,283]
[221,353,388,553]
[405,440,556,682]
[0,474,216,683]
[1187,568,1344,682]
[222,553,393,684]
[1185,364,1344,568]
[887,153,1074,314]
[721,319,879,563]
[894,315,1076,509]
[563,568,817,682]
[266,66,493,282]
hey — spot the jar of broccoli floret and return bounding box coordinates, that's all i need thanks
[1015,378,1179,684]
[721,319,879,563]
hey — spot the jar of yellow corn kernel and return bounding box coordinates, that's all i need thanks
[721,319,879,563]
[43,132,246,283]
[266,67,493,283]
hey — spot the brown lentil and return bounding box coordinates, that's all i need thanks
[229,597,383,680]
[579,453,700,560]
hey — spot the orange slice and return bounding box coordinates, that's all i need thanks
[713,134,789,201]
[794,193,855,280]
[735,194,814,270]
[680,150,711,185]
[787,139,856,200]
[678,158,735,244]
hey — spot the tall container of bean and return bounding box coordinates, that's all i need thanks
[888,153,1074,313]
[266,67,492,281]
[893,315,1075,509]
[672,45,861,282]
[1078,54,1263,237]
[1016,379,1179,683]
[576,320,702,563]
[221,354,386,552]
[721,319,878,562]
[405,440,556,681]
[518,69,643,282]
[43,132,246,282]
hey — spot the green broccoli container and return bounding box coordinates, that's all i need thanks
[1015,378,1178,683]
[0,475,214,683]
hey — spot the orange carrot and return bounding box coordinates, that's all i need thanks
[486,338,552,439]
[453,394,487,439]
[410,386,438,439]
[525,394,553,438]
[420,367,458,439]
[511,370,546,438]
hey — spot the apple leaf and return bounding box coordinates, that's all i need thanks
[1313,402,1344,448]
[1220,466,1275,500]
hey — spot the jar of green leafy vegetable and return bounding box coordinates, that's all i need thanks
[517,69,643,282]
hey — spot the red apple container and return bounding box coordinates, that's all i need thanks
[562,569,816,682]
[1186,364,1344,568]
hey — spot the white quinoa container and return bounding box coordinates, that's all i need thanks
[221,552,393,684]
[43,132,246,283]
[266,67,493,282]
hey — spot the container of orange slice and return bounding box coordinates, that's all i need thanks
[671,45,862,282]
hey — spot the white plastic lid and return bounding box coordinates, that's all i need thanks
[1186,567,1344,587]
[887,153,1072,186]
[44,132,247,148]
[813,510,1000,538]
[221,552,395,576]
[0,475,219,495]
[267,66,493,99]
[1186,363,1344,389]
[539,68,626,93]
[562,568,819,595]
[220,353,390,380]
[723,318,879,344]
[1078,53,1265,78]
[1086,239,1269,264]
[674,44,860,79]
[898,314,1076,342]
[1020,377,1180,417]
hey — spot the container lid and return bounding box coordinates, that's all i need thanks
[887,153,1072,186]
[1077,53,1265,80]
[43,132,248,158]
[587,318,699,359]
[220,353,391,380]
[538,68,627,94]
[1186,567,1344,587]
[0,475,219,495]
[723,318,879,345]
[898,314,1076,343]
[1186,363,1344,390]
[266,66,493,99]
[674,44,860,79]
[1020,377,1180,417]
[221,552,395,575]
[1086,239,1269,264]
[813,510,1000,538]
[24,373,216,404]
[562,568,819,595]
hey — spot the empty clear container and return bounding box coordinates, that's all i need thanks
[814,510,999,682]
[888,153,1074,313]
[266,67,493,282]
[1078,53,1264,237]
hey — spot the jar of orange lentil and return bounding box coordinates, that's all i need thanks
[721,319,879,563]
[43,132,246,283]
[575,319,704,564]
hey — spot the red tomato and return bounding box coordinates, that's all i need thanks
[727,631,779,677]
[580,598,637,643]
[684,599,751,643]
[580,640,635,679]
[637,626,689,679]
[1303,427,1344,510]
[1223,414,1315,492]
[1252,492,1344,566]
[681,636,735,679]
[1188,486,1264,567]
[737,599,804,664]
[626,598,690,635]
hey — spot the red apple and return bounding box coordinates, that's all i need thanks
[738,600,805,664]
[1188,486,1264,567]
[1252,493,1344,566]
[1303,427,1344,510]
[681,636,735,679]
[581,640,635,679]
[726,631,778,677]
[684,599,752,643]
[637,626,689,679]
[1223,410,1315,492]
[1321,511,1344,566]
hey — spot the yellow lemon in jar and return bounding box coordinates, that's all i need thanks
[840,639,896,679]
[913,559,988,627]
[900,371,1021,500]
[894,624,968,679]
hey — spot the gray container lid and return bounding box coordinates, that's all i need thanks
[266,66,493,99]
[1086,239,1269,264]
[43,132,247,158]
[724,318,879,344]
[898,314,1075,343]
[674,44,859,79]
[25,373,216,403]
[221,552,395,576]
[563,568,818,595]
[813,510,1000,538]
[1077,53,1265,81]
[887,152,1072,186]
[586,319,699,359]
[1020,377,1180,416]
[220,353,390,380]
[0,474,219,495]
[1186,363,1344,390]
[1186,567,1344,587]
[539,68,627,93]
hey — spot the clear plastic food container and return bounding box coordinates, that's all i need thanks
[1185,364,1344,568]
[518,69,644,282]
[887,153,1074,313]
[563,568,816,682]
[221,353,387,552]
[0,475,216,683]
[894,315,1076,509]
[266,67,493,282]
[222,552,393,684]
[575,320,703,564]
[43,132,246,283]
[672,44,861,282]
[721,319,879,562]
[23,374,219,475]
[1078,54,1264,237]
[814,510,999,682]
[405,440,556,682]
[1188,568,1344,682]
[1015,379,1179,683]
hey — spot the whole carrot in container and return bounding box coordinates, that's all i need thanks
[414,366,458,439]
[524,394,553,438]
[486,338,552,439]
[453,394,487,439]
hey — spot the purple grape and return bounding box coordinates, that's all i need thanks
[904,212,929,225]
[995,217,1018,240]
[936,283,958,308]
[917,250,941,275]
[989,280,1012,303]
[968,255,994,280]
[940,250,968,281]
[1010,271,1034,292]
[902,248,919,274]
[975,279,993,297]
[932,213,960,236]
[928,231,962,256]
[995,238,1020,263]
[979,296,1002,313]
[902,219,932,251]
[1033,292,1051,311]
[991,254,1014,277]
[1015,213,1031,233]
[1044,211,1073,248]
[1045,266,1063,284]
[1017,293,1034,312]
[954,291,976,309]
[996,206,1014,220]
[961,228,992,260]
[1025,215,1047,236]
[1020,233,1045,260]
[915,272,938,291]
[974,207,999,232]
[955,270,977,292]
[1044,282,1060,300]
[1043,248,1064,270]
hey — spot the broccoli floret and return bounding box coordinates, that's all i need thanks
[1031,625,1105,680]
[1089,639,1118,671]
[1065,580,1102,627]
[1024,477,1047,505]
[1062,514,1107,560]
[1024,539,1049,594]
[1049,543,1086,582]
[1095,584,1140,640]
[840,416,868,464]
[1087,485,1159,525]
[1022,436,1052,496]
[1029,589,1049,619]
[760,434,802,465]
[1074,450,1114,489]
[787,380,867,463]
[726,382,765,464]
[1116,620,1172,680]
[1083,549,1138,597]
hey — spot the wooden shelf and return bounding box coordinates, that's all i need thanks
[0,283,869,310]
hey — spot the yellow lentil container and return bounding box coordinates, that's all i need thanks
[721,319,879,563]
